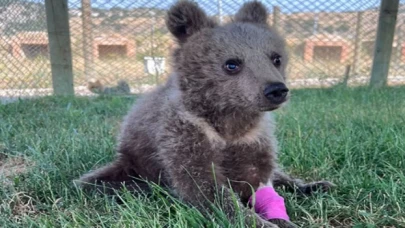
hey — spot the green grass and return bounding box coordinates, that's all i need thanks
[0,86,404,227]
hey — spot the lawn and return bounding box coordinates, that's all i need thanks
[0,86,404,227]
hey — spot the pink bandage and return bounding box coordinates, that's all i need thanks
[248,186,290,221]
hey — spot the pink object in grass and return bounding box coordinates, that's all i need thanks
[248,186,290,221]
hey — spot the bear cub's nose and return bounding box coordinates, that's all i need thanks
[264,83,289,104]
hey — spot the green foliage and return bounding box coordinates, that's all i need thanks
[336,24,350,33]
[1,1,46,36]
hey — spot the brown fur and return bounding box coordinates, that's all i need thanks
[76,1,334,227]
[87,78,131,95]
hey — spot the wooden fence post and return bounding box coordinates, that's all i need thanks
[370,0,399,88]
[45,0,74,95]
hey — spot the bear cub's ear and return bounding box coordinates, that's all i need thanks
[166,1,217,44]
[235,1,269,25]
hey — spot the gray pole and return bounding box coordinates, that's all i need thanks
[352,11,364,75]
[313,13,318,35]
[81,0,94,80]
[218,0,223,24]
[273,6,280,30]
[370,0,399,88]
[394,21,403,72]
[45,0,74,95]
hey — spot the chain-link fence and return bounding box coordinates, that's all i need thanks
[276,0,405,88]
[1,0,405,101]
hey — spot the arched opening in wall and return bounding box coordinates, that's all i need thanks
[98,44,127,59]
[21,44,49,59]
[313,46,342,62]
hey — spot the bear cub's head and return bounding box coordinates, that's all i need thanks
[167,1,289,115]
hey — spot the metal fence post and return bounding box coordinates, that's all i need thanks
[273,6,280,30]
[82,0,94,81]
[352,11,363,75]
[370,0,399,88]
[45,0,74,95]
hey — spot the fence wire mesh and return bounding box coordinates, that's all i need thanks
[1,0,405,101]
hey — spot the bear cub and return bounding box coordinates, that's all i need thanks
[76,1,334,227]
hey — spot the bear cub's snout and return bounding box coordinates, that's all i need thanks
[263,82,289,105]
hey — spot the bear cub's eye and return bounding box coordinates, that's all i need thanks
[224,59,242,74]
[271,53,282,67]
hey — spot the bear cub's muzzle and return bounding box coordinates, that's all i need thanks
[264,82,289,105]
